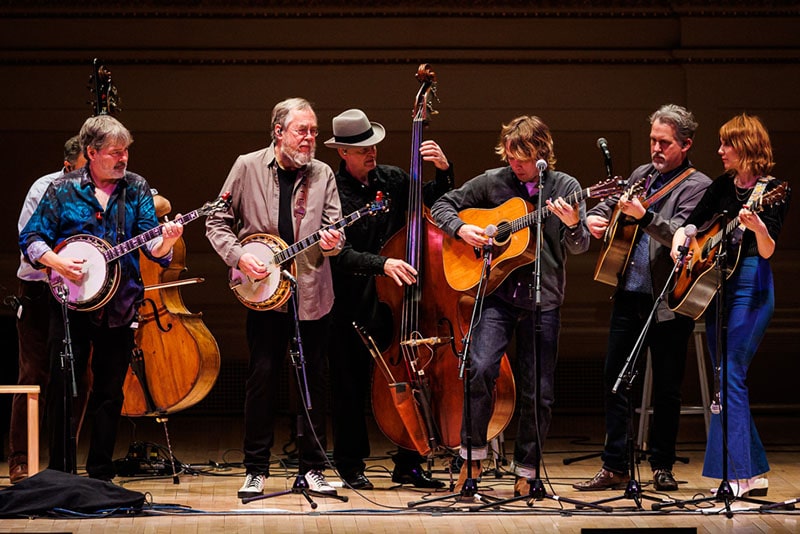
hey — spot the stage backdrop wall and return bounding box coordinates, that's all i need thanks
[1,2,797,413]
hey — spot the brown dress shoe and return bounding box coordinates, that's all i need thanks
[9,456,28,485]
[514,476,530,497]
[454,460,481,492]
[572,468,630,491]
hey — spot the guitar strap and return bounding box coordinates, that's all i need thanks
[745,176,771,208]
[642,166,696,207]
[730,176,771,245]
[293,172,308,242]
[116,184,126,245]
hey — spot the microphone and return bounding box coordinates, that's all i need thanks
[597,137,613,177]
[400,336,452,347]
[281,269,297,285]
[484,224,497,238]
[596,137,612,162]
[676,224,697,269]
[535,159,547,174]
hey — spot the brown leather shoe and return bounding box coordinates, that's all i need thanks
[9,455,28,485]
[454,460,481,493]
[572,468,630,491]
[514,476,530,497]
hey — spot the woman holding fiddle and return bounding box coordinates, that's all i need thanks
[672,113,790,497]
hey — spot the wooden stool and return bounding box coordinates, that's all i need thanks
[0,385,40,476]
[636,321,711,453]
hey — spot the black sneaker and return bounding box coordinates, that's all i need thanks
[653,469,678,491]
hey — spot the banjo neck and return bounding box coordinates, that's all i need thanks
[103,209,204,263]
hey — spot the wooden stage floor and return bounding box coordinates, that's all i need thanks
[2,414,800,532]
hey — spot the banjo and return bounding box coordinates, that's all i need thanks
[48,192,231,311]
[229,193,389,311]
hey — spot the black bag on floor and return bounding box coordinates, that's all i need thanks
[0,469,145,517]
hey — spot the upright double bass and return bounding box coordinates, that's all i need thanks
[369,65,515,455]
[121,201,221,417]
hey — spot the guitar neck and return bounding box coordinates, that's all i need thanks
[706,215,743,251]
[104,209,202,262]
[514,186,591,232]
[273,209,365,265]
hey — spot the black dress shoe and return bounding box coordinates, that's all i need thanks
[343,472,374,490]
[391,465,445,489]
[653,469,678,491]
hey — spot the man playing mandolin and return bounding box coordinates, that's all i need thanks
[19,115,183,480]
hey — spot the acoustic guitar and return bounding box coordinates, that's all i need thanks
[668,182,789,319]
[592,175,648,286]
[441,178,622,294]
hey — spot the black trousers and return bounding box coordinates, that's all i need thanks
[47,303,133,480]
[242,308,330,476]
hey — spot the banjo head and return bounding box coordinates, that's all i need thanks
[229,234,292,311]
[49,235,118,311]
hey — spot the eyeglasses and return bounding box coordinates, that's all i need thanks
[290,127,319,138]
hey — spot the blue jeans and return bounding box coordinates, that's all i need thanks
[601,291,694,473]
[702,256,772,480]
[461,294,560,479]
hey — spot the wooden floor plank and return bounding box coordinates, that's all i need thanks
[2,414,799,532]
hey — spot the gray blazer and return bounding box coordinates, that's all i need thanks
[588,161,712,321]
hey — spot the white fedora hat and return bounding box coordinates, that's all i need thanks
[324,109,386,148]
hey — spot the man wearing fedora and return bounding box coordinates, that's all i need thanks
[325,108,453,489]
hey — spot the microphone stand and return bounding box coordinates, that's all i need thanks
[654,215,783,515]
[585,242,690,511]
[408,230,497,508]
[55,282,79,474]
[473,166,608,513]
[242,271,348,508]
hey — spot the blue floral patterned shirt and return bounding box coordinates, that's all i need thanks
[19,165,169,327]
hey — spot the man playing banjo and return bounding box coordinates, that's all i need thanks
[19,114,183,480]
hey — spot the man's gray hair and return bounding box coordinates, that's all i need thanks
[649,104,698,146]
[270,97,314,142]
[79,115,133,158]
[63,135,83,166]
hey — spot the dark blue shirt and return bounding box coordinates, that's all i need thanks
[19,165,167,327]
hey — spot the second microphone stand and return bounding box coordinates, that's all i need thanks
[408,235,497,507]
[55,283,79,475]
[242,272,348,509]
[474,165,607,513]
[588,239,695,511]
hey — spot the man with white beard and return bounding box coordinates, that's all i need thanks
[206,97,344,499]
